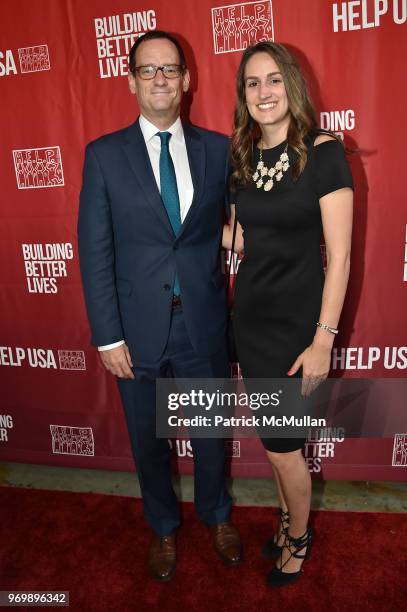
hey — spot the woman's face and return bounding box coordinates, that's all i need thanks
[244,52,289,131]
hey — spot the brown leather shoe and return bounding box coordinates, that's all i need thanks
[209,521,242,565]
[148,533,176,582]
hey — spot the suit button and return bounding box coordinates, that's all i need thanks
[163,284,171,290]
[173,244,178,250]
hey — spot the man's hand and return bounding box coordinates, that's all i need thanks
[99,343,135,379]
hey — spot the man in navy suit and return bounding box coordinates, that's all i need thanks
[77,31,241,581]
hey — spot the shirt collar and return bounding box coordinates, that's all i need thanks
[139,115,184,144]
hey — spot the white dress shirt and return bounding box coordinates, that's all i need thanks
[98,115,194,352]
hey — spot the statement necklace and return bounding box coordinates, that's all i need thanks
[252,141,290,191]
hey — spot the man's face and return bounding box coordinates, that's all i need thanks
[128,38,190,122]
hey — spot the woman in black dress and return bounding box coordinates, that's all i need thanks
[223,42,353,587]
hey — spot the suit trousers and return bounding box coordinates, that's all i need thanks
[117,304,232,536]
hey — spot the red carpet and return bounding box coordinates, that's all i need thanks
[0,486,405,611]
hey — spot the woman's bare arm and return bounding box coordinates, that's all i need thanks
[222,204,244,253]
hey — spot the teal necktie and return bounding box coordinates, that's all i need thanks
[158,131,181,296]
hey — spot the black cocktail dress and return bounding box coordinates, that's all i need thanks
[234,135,353,452]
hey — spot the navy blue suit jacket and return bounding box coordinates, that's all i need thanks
[77,118,229,363]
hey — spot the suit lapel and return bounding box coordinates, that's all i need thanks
[177,123,206,239]
[122,119,174,236]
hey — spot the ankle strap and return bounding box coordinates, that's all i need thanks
[273,508,290,520]
[278,527,312,571]
[286,528,312,556]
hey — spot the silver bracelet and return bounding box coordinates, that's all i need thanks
[316,322,338,335]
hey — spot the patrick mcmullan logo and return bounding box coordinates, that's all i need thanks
[50,425,94,456]
[18,45,51,73]
[392,434,407,467]
[13,147,64,189]
[211,1,274,54]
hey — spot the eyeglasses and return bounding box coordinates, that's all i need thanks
[133,64,185,80]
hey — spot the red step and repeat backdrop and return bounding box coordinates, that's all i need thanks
[1,0,406,481]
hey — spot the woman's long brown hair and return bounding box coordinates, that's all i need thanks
[231,42,320,190]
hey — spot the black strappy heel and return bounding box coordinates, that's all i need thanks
[266,527,313,588]
[262,509,290,560]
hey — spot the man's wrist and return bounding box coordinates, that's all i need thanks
[98,340,125,351]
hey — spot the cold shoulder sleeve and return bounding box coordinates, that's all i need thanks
[314,139,353,199]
